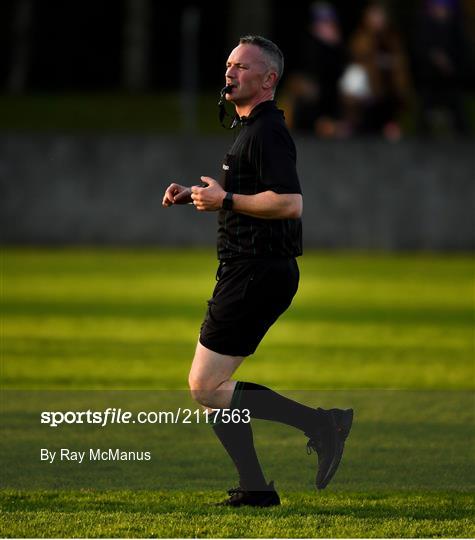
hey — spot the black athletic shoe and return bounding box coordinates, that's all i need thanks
[217,481,281,507]
[306,408,353,490]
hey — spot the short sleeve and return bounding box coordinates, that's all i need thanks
[252,123,302,195]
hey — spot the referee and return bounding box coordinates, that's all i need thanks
[162,35,353,507]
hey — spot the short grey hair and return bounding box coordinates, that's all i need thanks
[239,35,284,86]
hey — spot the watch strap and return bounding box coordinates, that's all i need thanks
[222,191,234,211]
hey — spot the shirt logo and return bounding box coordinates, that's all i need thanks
[222,164,230,170]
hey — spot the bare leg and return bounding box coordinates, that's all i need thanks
[188,341,245,408]
[188,341,270,493]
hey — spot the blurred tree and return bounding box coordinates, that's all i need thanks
[228,0,270,47]
[181,5,200,132]
[123,0,150,91]
[7,0,33,93]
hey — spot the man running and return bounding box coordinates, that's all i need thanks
[162,35,353,507]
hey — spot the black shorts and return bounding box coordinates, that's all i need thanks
[199,258,299,357]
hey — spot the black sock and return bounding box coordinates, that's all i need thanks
[212,415,268,491]
[231,381,327,435]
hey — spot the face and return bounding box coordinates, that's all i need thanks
[224,44,274,104]
[312,20,341,43]
[365,5,387,32]
[430,3,450,20]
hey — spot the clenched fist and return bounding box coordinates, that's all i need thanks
[190,177,226,212]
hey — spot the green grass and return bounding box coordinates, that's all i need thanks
[0,94,223,133]
[1,93,474,133]
[1,248,474,537]
[1,491,473,538]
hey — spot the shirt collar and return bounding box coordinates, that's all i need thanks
[237,100,278,125]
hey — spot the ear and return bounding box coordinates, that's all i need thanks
[263,70,278,90]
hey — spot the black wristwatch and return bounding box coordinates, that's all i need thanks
[222,191,233,211]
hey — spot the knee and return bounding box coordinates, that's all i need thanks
[188,373,215,407]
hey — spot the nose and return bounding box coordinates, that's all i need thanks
[226,65,236,79]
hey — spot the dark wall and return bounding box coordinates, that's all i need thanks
[1,136,473,250]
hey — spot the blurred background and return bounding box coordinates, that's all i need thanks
[0,0,474,248]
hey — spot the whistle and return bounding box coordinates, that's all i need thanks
[221,84,234,97]
[218,85,236,129]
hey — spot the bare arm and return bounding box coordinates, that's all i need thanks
[191,176,302,219]
[232,191,302,219]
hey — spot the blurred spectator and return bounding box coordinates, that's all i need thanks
[412,0,471,136]
[341,2,411,140]
[286,2,347,138]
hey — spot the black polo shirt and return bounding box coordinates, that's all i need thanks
[217,100,303,260]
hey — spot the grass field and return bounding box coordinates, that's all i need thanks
[0,94,222,133]
[1,248,474,537]
[0,93,474,133]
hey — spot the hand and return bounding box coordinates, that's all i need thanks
[191,177,226,212]
[162,183,192,207]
